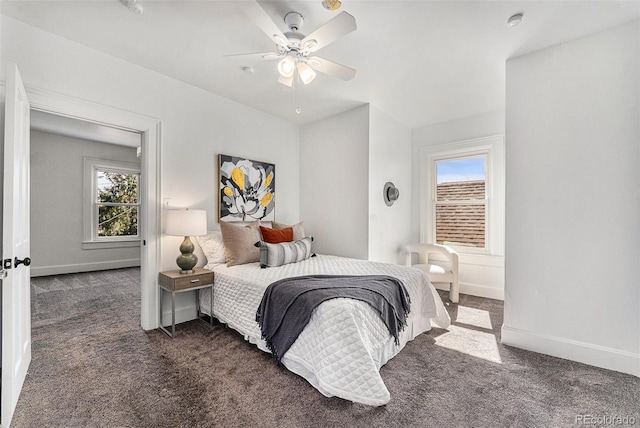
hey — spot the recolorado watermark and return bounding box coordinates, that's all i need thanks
[576,414,637,426]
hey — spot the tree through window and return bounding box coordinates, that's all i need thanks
[96,170,139,237]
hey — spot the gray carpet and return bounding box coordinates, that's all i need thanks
[11,268,639,428]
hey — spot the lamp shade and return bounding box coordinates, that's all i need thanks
[165,209,207,236]
[278,56,296,78]
[297,62,316,84]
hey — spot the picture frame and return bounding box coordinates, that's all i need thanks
[218,154,275,222]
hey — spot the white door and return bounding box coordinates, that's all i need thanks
[1,63,32,428]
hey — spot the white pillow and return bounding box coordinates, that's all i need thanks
[196,231,226,266]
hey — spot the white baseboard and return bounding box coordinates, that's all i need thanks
[501,326,640,378]
[432,281,504,301]
[461,281,504,300]
[31,259,141,277]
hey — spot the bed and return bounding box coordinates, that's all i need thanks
[198,253,450,406]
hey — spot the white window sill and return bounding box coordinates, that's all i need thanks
[458,253,504,268]
[429,252,504,268]
[82,240,141,250]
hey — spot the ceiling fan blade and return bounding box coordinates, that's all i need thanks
[307,56,356,81]
[223,52,282,62]
[278,74,294,87]
[301,12,356,53]
[242,1,289,49]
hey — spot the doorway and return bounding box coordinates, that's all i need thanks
[31,112,143,274]
[25,87,161,331]
[30,112,143,328]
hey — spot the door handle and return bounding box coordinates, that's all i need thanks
[14,257,31,268]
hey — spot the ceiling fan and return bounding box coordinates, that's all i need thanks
[230,1,357,87]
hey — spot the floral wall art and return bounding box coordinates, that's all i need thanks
[218,154,275,222]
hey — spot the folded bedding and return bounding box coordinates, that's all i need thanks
[256,274,411,362]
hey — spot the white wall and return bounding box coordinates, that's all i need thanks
[300,104,413,264]
[411,110,505,300]
[1,16,300,325]
[368,105,412,265]
[300,105,370,259]
[30,130,141,276]
[503,20,640,376]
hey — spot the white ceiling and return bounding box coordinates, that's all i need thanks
[3,1,639,129]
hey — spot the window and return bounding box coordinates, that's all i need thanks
[84,157,141,246]
[96,169,139,238]
[435,155,487,249]
[420,136,504,257]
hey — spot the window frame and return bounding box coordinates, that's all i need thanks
[83,157,141,247]
[420,135,504,257]
[433,153,489,252]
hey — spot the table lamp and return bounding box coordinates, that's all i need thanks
[165,209,207,274]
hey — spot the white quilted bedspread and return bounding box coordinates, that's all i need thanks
[200,254,450,406]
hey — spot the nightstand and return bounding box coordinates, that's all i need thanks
[158,267,214,338]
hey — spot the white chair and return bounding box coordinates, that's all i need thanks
[404,243,459,303]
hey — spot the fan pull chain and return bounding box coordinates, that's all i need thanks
[293,69,301,114]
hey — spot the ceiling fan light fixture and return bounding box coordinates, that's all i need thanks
[297,62,316,84]
[278,56,296,77]
[236,3,357,87]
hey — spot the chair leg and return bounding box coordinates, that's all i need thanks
[450,282,459,303]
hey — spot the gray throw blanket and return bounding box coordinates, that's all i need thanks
[255,275,411,363]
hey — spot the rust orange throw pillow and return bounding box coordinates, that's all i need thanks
[260,226,293,244]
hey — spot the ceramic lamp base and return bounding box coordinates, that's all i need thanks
[176,236,198,274]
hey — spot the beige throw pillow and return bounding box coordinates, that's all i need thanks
[271,221,305,241]
[219,221,261,267]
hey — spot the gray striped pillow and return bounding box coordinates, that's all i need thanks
[258,237,313,268]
